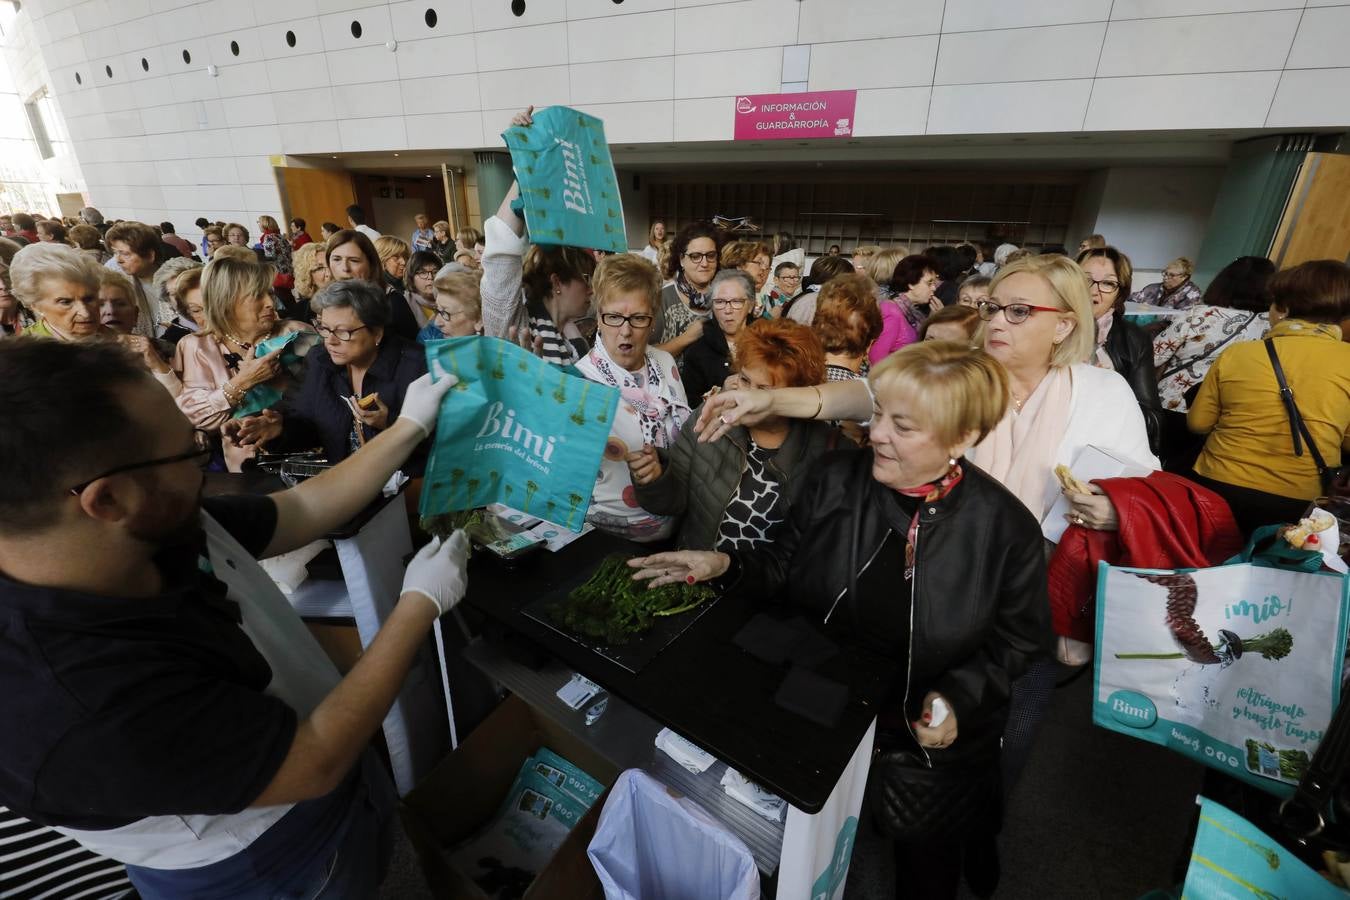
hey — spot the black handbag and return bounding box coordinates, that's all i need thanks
[847,485,1000,843]
[1274,694,1350,854]
[1264,339,1350,497]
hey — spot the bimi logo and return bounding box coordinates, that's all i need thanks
[476,400,558,463]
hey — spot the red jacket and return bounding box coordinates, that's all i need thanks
[1048,472,1242,642]
[291,232,312,250]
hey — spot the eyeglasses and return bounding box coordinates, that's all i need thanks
[778,274,802,282]
[317,324,370,341]
[1087,278,1121,295]
[69,429,212,495]
[975,299,1062,324]
[712,297,748,310]
[414,268,439,279]
[434,307,468,322]
[684,251,718,264]
[599,312,654,329]
[1162,270,1187,279]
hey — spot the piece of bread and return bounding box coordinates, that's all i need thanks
[1054,464,1093,495]
[357,392,379,410]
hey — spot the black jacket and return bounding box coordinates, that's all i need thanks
[681,323,733,403]
[385,274,421,342]
[727,450,1051,759]
[280,336,428,469]
[1105,316,1163,455]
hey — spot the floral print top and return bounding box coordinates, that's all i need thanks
[1152,305,1269,411]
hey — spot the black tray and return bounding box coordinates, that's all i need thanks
[521,561,721,675]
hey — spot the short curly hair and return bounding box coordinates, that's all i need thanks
[733,317,825,388]
[812,273,882,357]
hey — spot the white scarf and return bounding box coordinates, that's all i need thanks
[579,339,689,448]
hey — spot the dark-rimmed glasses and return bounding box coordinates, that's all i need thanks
[713,297,748,310]
[684,251,718,264]
[317,324,369,341]
[69,429,212,495]
[975,300,1062,325]
[1087,278,1121,295]
[599,312,653,329]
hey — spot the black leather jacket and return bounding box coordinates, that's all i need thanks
[1105,316,1163,455]
[727,449,1051,759]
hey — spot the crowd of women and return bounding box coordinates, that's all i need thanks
[2,105,1349,899]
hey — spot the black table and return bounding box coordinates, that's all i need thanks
[463,531,898,814]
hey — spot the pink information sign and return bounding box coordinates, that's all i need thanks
[733,90,857,141]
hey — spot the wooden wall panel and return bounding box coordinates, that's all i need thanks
[1271,152,1350,269]
[278,167,356,236]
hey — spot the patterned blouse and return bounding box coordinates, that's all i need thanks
[1152,305,1269,411]
[716,441,786,551]
[1132,279,1204,310]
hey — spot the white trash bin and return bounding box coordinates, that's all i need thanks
[588,769,761,900]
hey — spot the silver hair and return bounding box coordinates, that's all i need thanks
[309,278,391,328]
[709,268,755,300]
[9,242,105,309]
[79,207,105,226]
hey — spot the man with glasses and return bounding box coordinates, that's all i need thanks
[0,337,467,898]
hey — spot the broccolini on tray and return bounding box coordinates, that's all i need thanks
[549,554,715,645]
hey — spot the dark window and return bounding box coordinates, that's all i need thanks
[424,8,437,27]
[182,49,191,64]
[350,20,362,38]
[140,57,149,71]
[104,64,112,78]
[230,40,240,56]
[74,72,82,85]
[285,30,296,47]
[511,0,525,16]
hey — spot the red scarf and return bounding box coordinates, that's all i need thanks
[893,462,964,579]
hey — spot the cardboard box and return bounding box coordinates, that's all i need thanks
[401,694,615,899]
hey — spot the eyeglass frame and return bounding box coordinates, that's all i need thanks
[1086,278,1121,295]
[316,324,370,341]
[683,251,718,264]
[1162,270,1188,279]
[712,297,749,310]
[975,299,1063,325]
[412,267,440,279]
[433,306,469,322]
[598,312,654,329]
[69,429,213,495]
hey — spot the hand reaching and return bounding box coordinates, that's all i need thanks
[625,444,662,485]
[628,551,730,588]
[397,372,459,438]
[401,532,471,616]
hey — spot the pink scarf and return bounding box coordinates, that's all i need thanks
[894,462,964,578]
[970,366,1073,518]
[1093,310,1115,371]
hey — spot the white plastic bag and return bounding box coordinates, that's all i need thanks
[588,769,760,900]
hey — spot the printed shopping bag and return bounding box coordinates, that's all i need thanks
[1092,561,1349,796]
[501,106,627,253]
[419,337,619,531]
[1181,798,1345,899]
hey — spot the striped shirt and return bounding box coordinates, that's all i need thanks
[0,806,132,899]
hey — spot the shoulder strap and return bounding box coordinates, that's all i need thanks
[1278,695,1350,844]
[1157,312,1258,381]
[1264,338,1329,474]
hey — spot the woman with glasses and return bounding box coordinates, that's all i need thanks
[632,316,836,552]
[576,254,689,542]
[174,255,314,471]
[374,236,425,343]
[429,271,483,339]
[1131,257,1203,310]
[682,270,755,403]
[651,221,722,358]
[405,249,442,317]
[224,279,428,469]
[720,240,774,318]
[869,254,936,365]
[479,107,598,365]
[1077,246,1164,455]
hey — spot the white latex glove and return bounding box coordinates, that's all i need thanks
[397,371,458,438]
[400,532,470,615]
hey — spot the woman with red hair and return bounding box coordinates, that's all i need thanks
[629,317,838,550]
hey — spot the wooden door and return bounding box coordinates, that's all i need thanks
[278,167,356,235]
[1270,152,1350,268]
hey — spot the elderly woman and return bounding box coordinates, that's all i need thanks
[1187,260,1350,535]
[576,253,689,542]
[480,112,597,365]
[225,279,428,468]
[681,270,755,402]
[165,265,207,338]
[635,341,1048,900]
[783,254,855,325]
[631,317,835,551]
[97,270,181,394]
[431,220,455,262]
[9,242,108,341]
[224,223,250,248]
[105,221,169,335]
[202,226,226,260]
[173,256,312,470]
[869,254,937,364]
[152,257,204,343]
[37,220,67,244]
[813,273,882,382]
[1132,256,1203,310]
[290,241,332,321]
[1078,246,1163,454]
[919,305,982,344]
[405,249,442,316]
[430,271,483,339]
[720,240,773,317]
[256,214,294,287]
[958,274,992,308]
[0,255,35,337]
[67,224,108,264]
[653,220,721,356]
[640,220,666,264]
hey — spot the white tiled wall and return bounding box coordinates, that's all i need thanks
[2,0,1346,229]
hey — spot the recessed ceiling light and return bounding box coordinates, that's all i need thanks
[331,155,338,159]
[393,152,399,156]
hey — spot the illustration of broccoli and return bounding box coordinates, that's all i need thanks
[565,492,584,530]
[524,480,540,512]
[489,343,505,380]
[553,377,567,405]
[1117,627,1292,664]
[570,382,591,426]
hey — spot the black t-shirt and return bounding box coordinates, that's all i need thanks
[0,495,297,830]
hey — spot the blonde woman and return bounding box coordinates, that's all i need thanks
[98,269,181,394]
[640,220,666,263]
[291,241,332,313]
[374,235,424,340]
[173,256,312,469]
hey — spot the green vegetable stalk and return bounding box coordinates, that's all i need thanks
[1116,627,1293,664]
[549,555,715,645]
